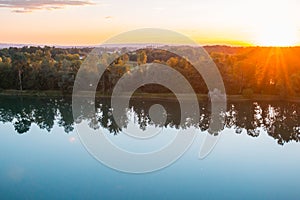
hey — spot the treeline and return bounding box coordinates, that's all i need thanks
[1,45,300,96]
[208,46,300,96]
[0,46,92,92]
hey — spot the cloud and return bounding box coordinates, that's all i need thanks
[0,0,95,13]
[105,16,113,19]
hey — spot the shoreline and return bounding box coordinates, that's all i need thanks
[0,89,300,102]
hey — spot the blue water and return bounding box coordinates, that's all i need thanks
[1,120,300,199]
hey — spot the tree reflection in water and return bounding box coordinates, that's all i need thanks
[1,96,300,145]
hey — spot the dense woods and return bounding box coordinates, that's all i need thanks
[0,46,91,92]
[1,45,300,97]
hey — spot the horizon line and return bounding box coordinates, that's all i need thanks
[1,42,300,49]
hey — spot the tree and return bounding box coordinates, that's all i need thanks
[11,52,28,91]
[137,51,147,65]
[58,59,75,93]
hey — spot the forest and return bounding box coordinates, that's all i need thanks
[1,45,300,97]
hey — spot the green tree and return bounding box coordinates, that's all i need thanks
[12,52,28,91]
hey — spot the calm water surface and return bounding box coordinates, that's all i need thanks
[1,96,300,199]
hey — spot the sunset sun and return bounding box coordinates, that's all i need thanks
[255,24,298,47]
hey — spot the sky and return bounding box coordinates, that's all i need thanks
[1,0,300,46]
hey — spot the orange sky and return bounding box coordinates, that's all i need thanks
[1,0,300,46]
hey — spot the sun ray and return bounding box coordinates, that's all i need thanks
[255,48,275,90]
[277,48,294,96]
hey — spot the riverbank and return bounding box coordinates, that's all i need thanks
[0,89,300,102]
